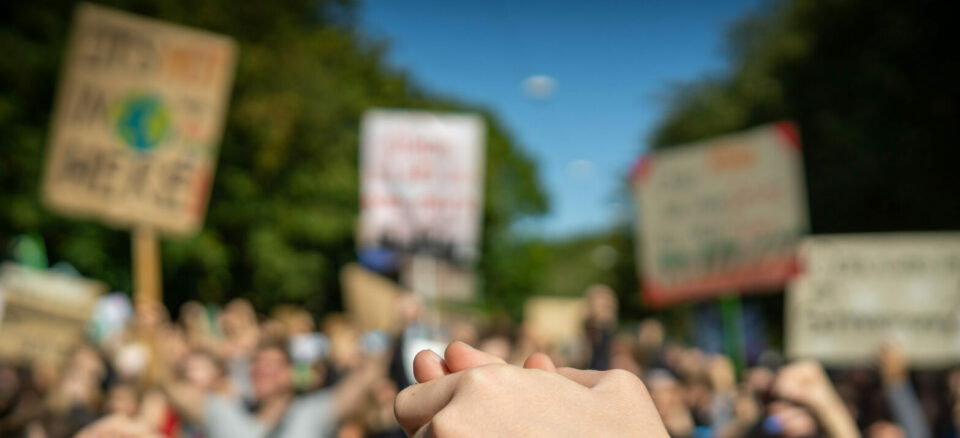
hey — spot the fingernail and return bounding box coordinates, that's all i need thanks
[454,340,475,350]
[429,350,443,363]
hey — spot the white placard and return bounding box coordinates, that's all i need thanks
[786,234,960,367]
[360,109,485,262]
[632,122,808,306]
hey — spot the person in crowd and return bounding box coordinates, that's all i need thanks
[583,284,618,370]
[159,339,385,438]
[877,345,931,438]
[0,283,952,438]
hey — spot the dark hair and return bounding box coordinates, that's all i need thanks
[255,340,292,365]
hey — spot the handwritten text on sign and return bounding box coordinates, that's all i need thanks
[786,234,960,367]
[632,122,808,306]
[360,110,485,262]
[42,4,236,234]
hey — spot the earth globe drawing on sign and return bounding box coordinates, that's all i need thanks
[113,93,172,152]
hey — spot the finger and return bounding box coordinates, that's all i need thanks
[395,372,462,435]
[523,352,557,372]
[412,422,436,438]
[557,367,606,387]
[413,349,450,383]
[443,341,505,373]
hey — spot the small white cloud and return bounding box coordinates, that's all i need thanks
[567,159,594,180]
[522,74,557,100]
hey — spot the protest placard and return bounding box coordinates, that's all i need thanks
[786,234,960,367]
[340,263,404,334]
[41,3,236,235]
[359,109,486,263]
[631,122,808,307]
[523,296,586,345]
[0,264,105,366]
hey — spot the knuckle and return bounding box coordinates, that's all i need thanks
[430,410,462,436]
[460,367,486,387]
[461,364,501,387]
[393,386,415,421]
[604,369,646,391]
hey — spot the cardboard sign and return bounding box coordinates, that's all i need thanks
[42,3,236,235]
[359,109,486,262]
[400,255,477,302]
[340,263,403,334]
[631,122,808,306]
[523,296,586,345]
[0,264,105,366]
[786,234,960,367]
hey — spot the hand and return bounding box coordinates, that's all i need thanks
[410,341,556,383]
[708,355,737,393]
[773,361,859,438]
[773,360,841,412]
[877,344,908,385]
[75,415,164,438]
[395,342,668,438]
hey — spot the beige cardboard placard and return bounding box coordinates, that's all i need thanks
[786,234,960,367]
[340,263,404,334]
[0,264,105,366]
[42,3,236,235]
[632,122,808,306]
[523,296,586,345]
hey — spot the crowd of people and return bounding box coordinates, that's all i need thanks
[1,284,958,438]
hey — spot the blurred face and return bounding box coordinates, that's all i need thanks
[106,384,138,417]
[765,401,819,438]
[586,285,617,323]
[637,319,665,350]
[185,353,220,390]
[251,348,293,400]
[649,374,683,415]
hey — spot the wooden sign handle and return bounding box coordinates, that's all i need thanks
[133,227,162,306]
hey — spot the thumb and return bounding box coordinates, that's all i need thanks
[523,352,557,372]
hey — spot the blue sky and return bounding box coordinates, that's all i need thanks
[359,0,768,237]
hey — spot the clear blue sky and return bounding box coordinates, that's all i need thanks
[359,0,768,237]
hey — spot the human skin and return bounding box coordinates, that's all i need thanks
[395,341,669,438]
[773,360,861,438]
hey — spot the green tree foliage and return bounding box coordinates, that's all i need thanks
[650,0,959,234]
[0,0,547,315]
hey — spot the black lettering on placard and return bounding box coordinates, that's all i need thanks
[806,310,956,335]
[58,145,95,187]
[53,143,198,214]
[155,158,193,209]
[70,83,109,126]
[127,157,151,198]
[78,23,159,73]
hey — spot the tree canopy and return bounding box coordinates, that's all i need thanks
[650,0,959,234]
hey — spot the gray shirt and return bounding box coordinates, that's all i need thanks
[203,391,336,438]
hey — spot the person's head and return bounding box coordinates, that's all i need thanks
[636,318,665,351]
[746,401,822,438]
[585,284,618,324]
[105,383,138,417]
[647,369,683,414]
[0,366,19,417]
[251,342,294,401]
[397,293,421,325]
[183,349,224,391]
